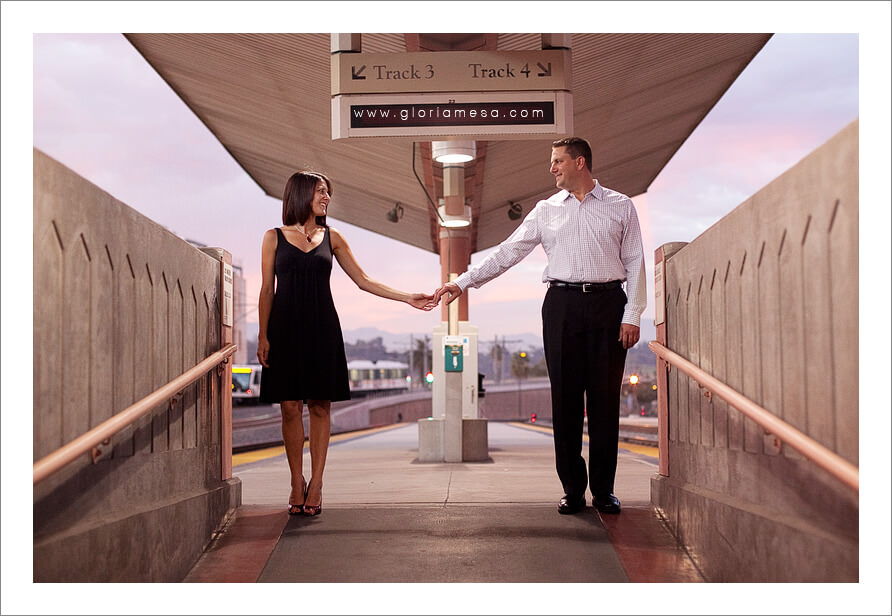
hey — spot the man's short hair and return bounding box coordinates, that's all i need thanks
[552,137,592,172]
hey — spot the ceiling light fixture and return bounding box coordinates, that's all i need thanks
[437,205,472,228]
[432,140,476,164]
[437,203,472,228]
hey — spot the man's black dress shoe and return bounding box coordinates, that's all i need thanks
[593,493,621,514]
[558,494,586,515]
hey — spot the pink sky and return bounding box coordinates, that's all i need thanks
[24,29,868,346]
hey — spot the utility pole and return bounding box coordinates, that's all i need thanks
[490,335,522,384]
[423,334,430,381]
[408,333,415,389]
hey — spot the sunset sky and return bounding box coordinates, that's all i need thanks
[19,10,881,350]
[4,2,891,613]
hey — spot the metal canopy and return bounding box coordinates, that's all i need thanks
[125,33,771,255]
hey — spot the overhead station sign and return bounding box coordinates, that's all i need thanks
[331,49,570,95]
[333,91,572,139]
[331,49,573,140]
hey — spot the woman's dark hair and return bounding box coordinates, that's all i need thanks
[552,136,592,172]
[282,171,332,226]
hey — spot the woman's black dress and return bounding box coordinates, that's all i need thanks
[259,227,351,403]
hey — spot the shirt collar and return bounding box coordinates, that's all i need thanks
[560,179,603,203]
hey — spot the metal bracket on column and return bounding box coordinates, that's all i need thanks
[91,438,112,464]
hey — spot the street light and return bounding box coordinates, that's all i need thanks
[516,351,529,419]
[629,374,640,416]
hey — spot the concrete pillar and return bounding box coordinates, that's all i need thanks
[439,228,470,321]
[421,321,488,462]
[443,273,462,461]
[441,163,468,462]
[201,247,235,481]
[653,242,688,478]
[416,145,488,462]
[439,163,470,321]
[462,418,489,462]
[417,417,445,462]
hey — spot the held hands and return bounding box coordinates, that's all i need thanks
[432,281,462,306]
[405,282,462,311]
[408,292,438,311]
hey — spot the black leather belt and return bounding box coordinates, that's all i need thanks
[548,280,622,292]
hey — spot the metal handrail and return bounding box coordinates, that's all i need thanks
[648,341,858,493]
[33,343,238,484]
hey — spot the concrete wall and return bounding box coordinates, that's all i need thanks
[328,380,553,430]
[331,391,434,431]
[477,380,552,422]
[651,120,859,581]
[33,149,240,582]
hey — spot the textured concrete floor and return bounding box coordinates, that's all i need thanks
[184,422,702,587]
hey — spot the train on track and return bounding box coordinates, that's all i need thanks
[232,359,411,404]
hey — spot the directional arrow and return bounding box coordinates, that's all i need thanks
[536,62,552,77]
[352,65,367,80]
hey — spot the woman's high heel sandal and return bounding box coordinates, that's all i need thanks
[303,480,322,516]
[288,477,308,515]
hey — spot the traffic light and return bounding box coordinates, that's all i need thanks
[530,412,537,423]
[424,371,434,384]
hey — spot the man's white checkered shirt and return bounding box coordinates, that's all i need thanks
[454,180,647,326]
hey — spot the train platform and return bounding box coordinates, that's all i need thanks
[183,420,703,606]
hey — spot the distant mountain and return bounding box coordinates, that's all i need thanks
[476,320,657,351]
[341,327,420,351]
[477,331,544,352]
[342,326,549,352]
[250,322,657,353]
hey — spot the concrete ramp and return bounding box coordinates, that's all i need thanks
[260,504,627,583]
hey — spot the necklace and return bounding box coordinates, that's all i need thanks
[288,224,314,243]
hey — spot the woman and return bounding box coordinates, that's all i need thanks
[257,170,434,516]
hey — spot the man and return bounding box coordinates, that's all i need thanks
[434,137,646,515]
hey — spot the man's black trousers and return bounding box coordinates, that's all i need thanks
[542,284,628,499]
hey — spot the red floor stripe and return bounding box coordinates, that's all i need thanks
[182,505,288,583]
[598,506,704,582]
